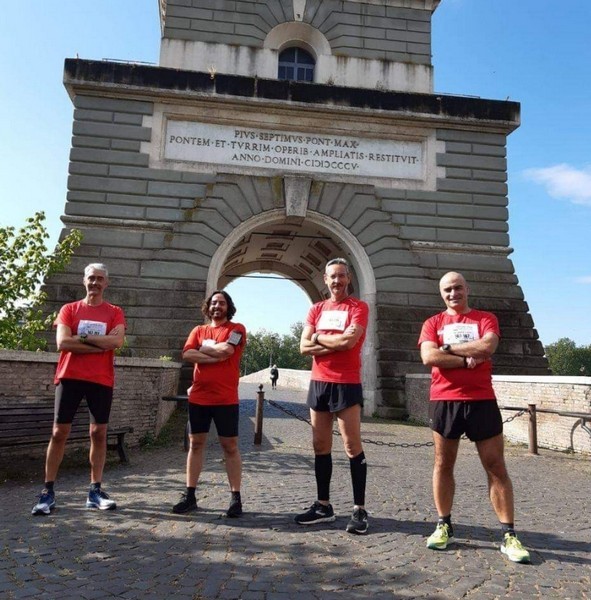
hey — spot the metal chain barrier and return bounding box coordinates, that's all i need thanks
[265,399,529,449]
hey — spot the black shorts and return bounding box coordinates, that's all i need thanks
[55,379,113,425]
[429,400,503,442]
[307,381,364,413]
[188,403,239,437]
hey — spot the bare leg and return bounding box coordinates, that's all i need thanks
[89,424,108,483]
[476,433,514,523]
[186,433,208,487]
[44,423,72,482]
[432,432,460,517]
[219,436,242,491]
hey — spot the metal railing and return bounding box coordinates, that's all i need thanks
[499,404,591,455]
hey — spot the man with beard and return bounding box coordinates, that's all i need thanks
[32,263,126,515]
[295,258,370,534]
[419,271,530,563]
[172,290,247,517]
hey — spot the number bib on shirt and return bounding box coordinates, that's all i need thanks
[441,323,479,345]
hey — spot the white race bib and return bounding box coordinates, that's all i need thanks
[442,323,479,344]
[78,320,107,336]
[316,310,348,332]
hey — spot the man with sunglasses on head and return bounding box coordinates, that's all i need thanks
[296,257,370,534]
[419,271,530,563]
[172,290,246,518]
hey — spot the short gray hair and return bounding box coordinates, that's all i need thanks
[84,263,109,277]
[325,257,350,274]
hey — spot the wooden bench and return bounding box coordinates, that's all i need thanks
[0,398,134,463]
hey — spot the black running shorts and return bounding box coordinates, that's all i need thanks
[428,399,503,441]
[307,381,364,413]
[188,403,239,437]
[55,379,113,425]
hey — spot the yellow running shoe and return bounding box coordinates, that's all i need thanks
[501,533,531,563]
[426,523,454,550]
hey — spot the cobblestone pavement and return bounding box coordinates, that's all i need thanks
[1,383,590,599]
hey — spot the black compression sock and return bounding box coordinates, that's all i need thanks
[231,491,242,504]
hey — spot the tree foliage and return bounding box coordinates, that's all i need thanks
[545,338,591,376]
[0,212,82,350]
[242,322,311,374]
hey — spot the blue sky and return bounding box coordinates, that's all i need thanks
[1,1,590,345]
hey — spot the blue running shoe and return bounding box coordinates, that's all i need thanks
[32,489,56,516]
[86,488,116,510]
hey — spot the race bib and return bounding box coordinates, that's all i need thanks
[442,323,479,344]
[316,310,348,332]
[78,320,107,336]
[201,339,216,347]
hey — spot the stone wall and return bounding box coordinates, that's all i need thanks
[161,0,434,64]
[0,351,181,449]
[405,374,591,455]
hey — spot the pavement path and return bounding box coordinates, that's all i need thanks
[1,383,590,599]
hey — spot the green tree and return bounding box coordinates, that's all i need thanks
[242,321,311,374]
[545,338,591,376]
[0,212,82,350]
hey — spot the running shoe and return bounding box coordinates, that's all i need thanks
[346,507,368,534]
[501,533,531,563]
[294,501,336,525]
[226,501,243,518]
[86,488,116,510]
[31,489,56,516]
[172,493,197,514]
[426,523,454,550]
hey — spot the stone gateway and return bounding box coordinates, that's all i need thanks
[43,0,548,418]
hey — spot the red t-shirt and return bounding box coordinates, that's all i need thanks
[306,296,369,384]
[418,309,500,401]
[183,321,246,405]
[54,300,126,388]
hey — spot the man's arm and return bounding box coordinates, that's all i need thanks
[182,348,225,364]
[300,324,334,356]
[83,325,126,351]
[56,324,103,354]
[313,324,364,351]
[197,342,235,359]
[420,332,498,369]
[441,332,499,360]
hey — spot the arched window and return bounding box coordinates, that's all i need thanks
[278,47,315,82]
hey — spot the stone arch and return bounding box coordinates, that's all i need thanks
[206,209,379,414]
[263,22,332,60]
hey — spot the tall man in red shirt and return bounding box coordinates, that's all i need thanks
[32,263,126,515]
[172,290,246,518]
[418,271,530,563]
[295,258,370,534]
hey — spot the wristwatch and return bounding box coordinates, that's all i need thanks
[439,344,451,352]
[311,332,319,344]
[80,334,88,344]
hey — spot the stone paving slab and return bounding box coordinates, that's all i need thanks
[1,383,590,599]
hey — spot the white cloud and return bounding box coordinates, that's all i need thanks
[524,164,591,206]
[574,276,591,284]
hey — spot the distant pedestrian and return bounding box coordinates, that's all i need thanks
[270,364,279,389]
[419,271,530,563]
[171,290,246,518]
[295,257,369,534]
[32,263,126,516]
